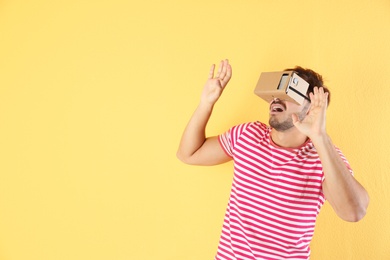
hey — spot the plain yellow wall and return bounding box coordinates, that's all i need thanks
[0,0,389,259]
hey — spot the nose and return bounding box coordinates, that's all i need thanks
[271,97,281,105]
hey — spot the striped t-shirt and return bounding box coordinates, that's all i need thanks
[216,122,352,260]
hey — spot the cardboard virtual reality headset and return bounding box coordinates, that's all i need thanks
[254,71,310,105]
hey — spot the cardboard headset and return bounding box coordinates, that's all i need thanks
[254,71,310,105]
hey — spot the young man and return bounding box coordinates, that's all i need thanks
[176,60,369,260]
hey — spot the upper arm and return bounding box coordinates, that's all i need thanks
[182,136,232,166]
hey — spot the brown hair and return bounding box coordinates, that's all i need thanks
[285,66,331,105]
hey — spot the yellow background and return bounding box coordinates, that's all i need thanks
[0,0,389,259]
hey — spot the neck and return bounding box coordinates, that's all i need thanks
[270,127,308,148]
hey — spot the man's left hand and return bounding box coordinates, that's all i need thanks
[292,87,329,140]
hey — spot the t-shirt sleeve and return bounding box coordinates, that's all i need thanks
[335,146,354,176]
[218,122,256,158]
[322,146,354,183]
[218,129,234,157]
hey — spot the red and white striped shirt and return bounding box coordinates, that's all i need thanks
[216,122,352,260]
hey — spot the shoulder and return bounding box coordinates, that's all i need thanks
[219,121,270,157]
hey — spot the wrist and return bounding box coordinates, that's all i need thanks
[310,132,331,148]
[198,100,215,111]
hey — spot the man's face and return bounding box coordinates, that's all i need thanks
[268,98,310,131]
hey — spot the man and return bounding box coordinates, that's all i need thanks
[176,59,369,260]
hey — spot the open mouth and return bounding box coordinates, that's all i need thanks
[270,102,285,113]
[272,107,284,112]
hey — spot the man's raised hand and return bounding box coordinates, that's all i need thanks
[292,87,329,139]
[200,59,232,106]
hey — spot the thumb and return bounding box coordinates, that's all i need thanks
[292,113,300,126]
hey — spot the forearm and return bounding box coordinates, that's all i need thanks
[176,102,214,163]
[177,59,232,165]
[312,134,369,222]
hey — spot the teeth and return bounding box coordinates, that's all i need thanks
[270,102,285,112]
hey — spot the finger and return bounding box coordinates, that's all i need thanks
[208,64,215,79]
[309,92,316,108]
[318,87,324,106]
[324,92,329,107]
[220,63,232,86]
[223,63,232,82]
[215,60,223,78]
[309,92,315,102]
[219,59,228,80]
[292,113,300,125]
[312,87,320,107]
[316,87,329,108]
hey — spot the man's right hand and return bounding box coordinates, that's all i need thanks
[201,59,232,106]
[176,59,233,166]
